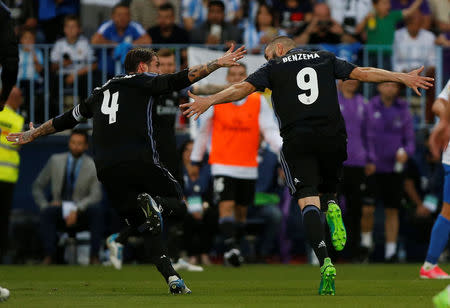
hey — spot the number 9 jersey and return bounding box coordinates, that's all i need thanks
[245,49,357,141]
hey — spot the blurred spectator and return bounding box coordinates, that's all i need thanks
[326,0,372,39]
[363,82,415,262]
[17,27,43,121]
[32,130,103,265]
[294,3,352,45]
[190,0,242,44]
[247,141,283,260]
[278,0,312,35]
[4,0,37,33]
[355,0,424,46]
[190,64,282,266]
[80,0,121,38]
[337,79,376,260]
[91,3,151,75]
[131,0,180,31]
[182,0,241,32]
[50,15,96,105]
[428,0,450,33]
[147,3,190,44]
[180,140,216,266]
[393,11,435,73]
[243,3,287,53]
[391,0,432,29]
[38,0,80,43]
[237,0,265,26]
[0,87,24,261]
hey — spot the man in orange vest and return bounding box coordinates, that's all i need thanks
[190,64,282,266]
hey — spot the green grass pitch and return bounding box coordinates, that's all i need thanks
[0,264,448,307]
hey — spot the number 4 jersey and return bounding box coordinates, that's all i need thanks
[53,70,192,174]
[245,48,357,140]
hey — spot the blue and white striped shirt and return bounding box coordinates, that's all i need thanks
[18,48,43,81]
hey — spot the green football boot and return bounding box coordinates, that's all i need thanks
[319,257,336,296]
[433,286,450,308]
[326,202,347,251]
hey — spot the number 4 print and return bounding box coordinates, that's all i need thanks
[101,89,119,124]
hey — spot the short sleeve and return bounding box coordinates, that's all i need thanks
[391,10,403,23]
[50,41,61,63]
[97,20,112,36]
[438,79,450,101]
[244,62,272,92]
[334,56,357,80]
[130,22,146,37]
[36,49,44,65]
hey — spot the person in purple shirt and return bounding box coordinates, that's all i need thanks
[390,0,431,29]
[337,79,376,261]
[363,81,415,262]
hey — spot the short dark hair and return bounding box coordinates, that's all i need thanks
[124,48,157,73]
[159,2,175,12]
[157,48,175,58]
[208,0,225,10]
[112,2,129,14]
[64,15,80,26]
[71,129,89,143]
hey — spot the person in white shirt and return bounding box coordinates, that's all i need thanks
[50,15,97,105]
[190,63,282,266]
[326,0,372,38]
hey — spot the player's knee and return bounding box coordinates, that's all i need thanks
[295,185,319,201]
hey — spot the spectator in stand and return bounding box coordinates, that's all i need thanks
[51,15,97,105]
[182,0,241,32]
[38,0,80,43]
[326,0,372,40]
[363,82,415,262]
[17,27,43,121]
[429,0,450,33]
[337,79,376,261]
[180,140,217,266]
[190,0,242,44]
[32,130,103,265]
[278,0,312,36]
[391,0,432,29]
[91,3,151,76]
[4,0,37,34]
[131,0,180,31]
[80,0,121,38]
[294,3,354,45]
[147,3,190,44]
[355,0,424,46]
[243,3,287,54]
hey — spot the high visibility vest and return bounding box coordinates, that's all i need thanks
[209,92,261,167]
[0,106,24,183]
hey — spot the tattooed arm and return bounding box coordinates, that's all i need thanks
[7,120,56,145]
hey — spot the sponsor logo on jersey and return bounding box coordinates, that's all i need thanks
[282,53,320,63]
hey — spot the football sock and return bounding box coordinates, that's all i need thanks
[167,220,184,263]
[219,216,237,251]
[147,232,179,283]
[385,242,397,259]
[361,232,373,248]
[423,261,436,270]
[235,222,246,244]
[302,205,328,266]
[425,214,450,264]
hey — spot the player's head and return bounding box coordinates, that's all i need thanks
[226,63,247,84]
[264,36,296,61]
[372,0,390,16]
[112,3,131,30]
[69,129,89,158]
[157,48,176,74]
[63,15,81,41]
[377,82,400,103]
[124,48,160,74]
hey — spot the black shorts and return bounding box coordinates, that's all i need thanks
[213,176,255,207]
[280,133,347,199]
[369,172,404,209]
[98,161,183,218]
[342,166,374,206]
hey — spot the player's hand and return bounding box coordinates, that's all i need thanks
[180,91,213,120]
[6,122,36,145]
[429,119,450,159]
[364,163,376,176]
[403,66,434,96]
[65,210,78,227]
[217,43,246,68]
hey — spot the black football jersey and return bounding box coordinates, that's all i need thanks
[71,71,191,173]
[245,48,356,140]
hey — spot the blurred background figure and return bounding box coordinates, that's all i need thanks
[37,0,80,43]
[147,3,190,44]
[363,82,415,262]
[32,130,103,265]
[0,87,24,262]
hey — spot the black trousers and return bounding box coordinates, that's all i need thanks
[0,181,15,259]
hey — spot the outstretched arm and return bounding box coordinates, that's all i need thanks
[180,81,256,120]
[350,66,434,96]
[402,0,423,19]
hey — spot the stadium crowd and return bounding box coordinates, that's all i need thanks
[0,0,449,267]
